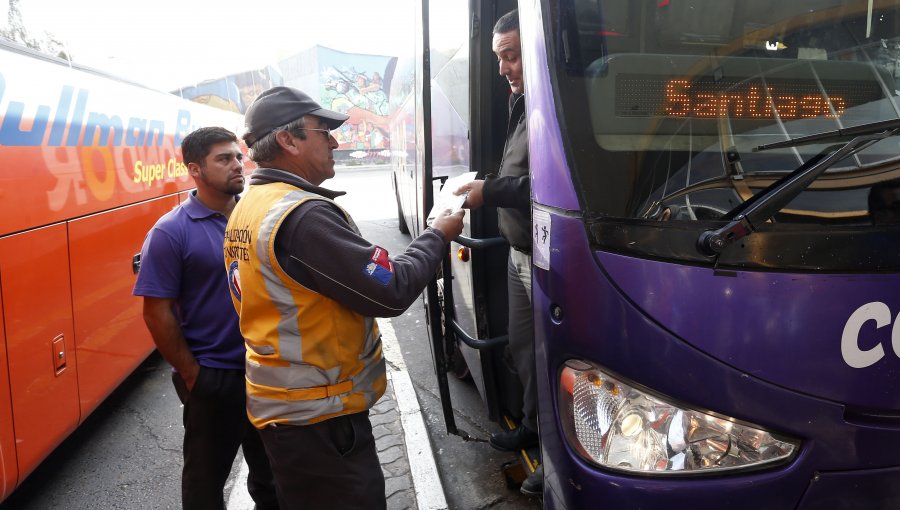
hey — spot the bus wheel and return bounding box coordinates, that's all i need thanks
[395,190,410,234]
[446,333,471,380]
[436,275,470,380]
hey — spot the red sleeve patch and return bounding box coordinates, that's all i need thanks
[370,246,393,272]
[364,246,394,286]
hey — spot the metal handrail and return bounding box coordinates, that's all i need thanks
[454,235,507,249]
[448,319,508,349]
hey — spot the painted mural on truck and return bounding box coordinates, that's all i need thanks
[174,46,396,155]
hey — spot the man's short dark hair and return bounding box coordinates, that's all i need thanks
[493,9,519,35]
[181,127,238,166]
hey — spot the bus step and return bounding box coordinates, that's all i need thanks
[501,460,528,490]
[501,446,541,491]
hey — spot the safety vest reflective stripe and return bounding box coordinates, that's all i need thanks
[224,182,386,428]
[247,379,354,400]
[255,190,307,363]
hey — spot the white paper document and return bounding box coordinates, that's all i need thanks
[426,171,478,224]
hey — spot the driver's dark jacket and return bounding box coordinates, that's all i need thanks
[482,92,530,252]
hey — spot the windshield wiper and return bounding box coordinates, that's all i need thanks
[754,118,900,151]
[698,118,900,255]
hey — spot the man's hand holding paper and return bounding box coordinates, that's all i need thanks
[426,171,477,225]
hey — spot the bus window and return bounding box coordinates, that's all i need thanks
[655,0,738,46]
[573,0,900,235]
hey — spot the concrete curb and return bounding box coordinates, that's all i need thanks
[380,319,448,510]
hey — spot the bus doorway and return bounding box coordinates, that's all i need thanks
[389,0,539,483]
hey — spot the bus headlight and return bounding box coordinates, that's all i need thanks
[559,360,798,475]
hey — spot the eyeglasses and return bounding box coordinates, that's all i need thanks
[294,127,333,140]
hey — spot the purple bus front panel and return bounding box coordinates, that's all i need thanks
[796,465,900,509]
[533,213,900,509]
[598,251,900,412]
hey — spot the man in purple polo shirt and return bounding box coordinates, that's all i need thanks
[133,126,278,510]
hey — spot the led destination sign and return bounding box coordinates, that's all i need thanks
[616,74,883,120]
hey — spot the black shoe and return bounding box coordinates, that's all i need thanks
[489,425,539,452]
[520,465,544,497]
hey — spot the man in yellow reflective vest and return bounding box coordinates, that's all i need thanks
[224,86,464,509]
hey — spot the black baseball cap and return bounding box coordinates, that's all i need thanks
[243,86,349,147]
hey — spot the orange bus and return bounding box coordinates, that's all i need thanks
[0,39,245,501]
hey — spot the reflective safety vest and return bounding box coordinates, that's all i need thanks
[223,181,386,427]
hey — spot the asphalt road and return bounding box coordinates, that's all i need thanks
[0,353,184,509]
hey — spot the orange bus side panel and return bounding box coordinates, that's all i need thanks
[0,224,79,481]
[0,145,194,237]
[69,195,178,417]
[0,273,19,502]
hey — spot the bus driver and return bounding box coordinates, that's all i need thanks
[454,9,543,497]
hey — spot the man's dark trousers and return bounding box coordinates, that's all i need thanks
[173,367,278,510]
[258,411,386,509]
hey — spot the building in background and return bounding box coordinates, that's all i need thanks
[174,46,396,160]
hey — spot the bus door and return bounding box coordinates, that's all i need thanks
[418,0,536,466]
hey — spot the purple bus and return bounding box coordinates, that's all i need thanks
[392,0,900,507]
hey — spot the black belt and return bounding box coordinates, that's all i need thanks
[511,245,531,255]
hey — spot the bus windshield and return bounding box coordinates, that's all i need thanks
[553,0,900,228]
